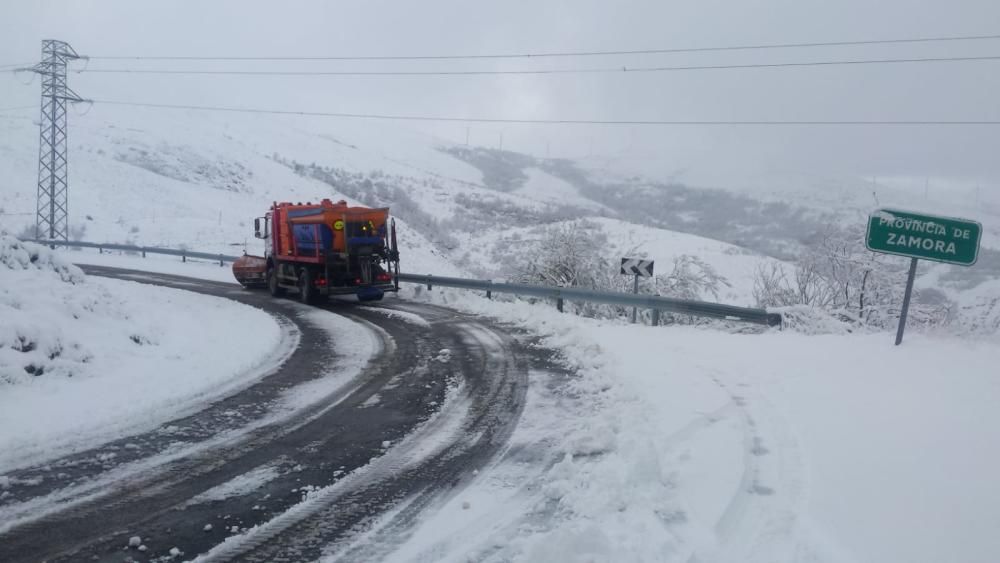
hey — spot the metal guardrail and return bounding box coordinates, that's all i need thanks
[33,239,781,326]
[397,273,782,327]
[30,239,240,265]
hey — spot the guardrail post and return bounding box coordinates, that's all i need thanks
[426,275,432,291]
[556,297,564,312]
[219,255,224,267]
[98,247,103,254]
[651,309,660,326]
[182,253,186,263]
[767,313,783,329]
[141,250,146,258]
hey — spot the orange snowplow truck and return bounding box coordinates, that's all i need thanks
[233,199,400,303]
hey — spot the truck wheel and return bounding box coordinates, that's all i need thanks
[299,268,316,304]
[268,266,285,297]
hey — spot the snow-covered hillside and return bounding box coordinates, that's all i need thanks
[3,105,994,310]
[573,157,1000,252]
[0,107,790,307]
[4,103,998,333]
[511,167,610,213]
[0,108,471,276]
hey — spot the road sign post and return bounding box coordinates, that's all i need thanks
[865,208,981,345]
[632,273,639,323]
[621,258,654,324]
[895,258,918,345]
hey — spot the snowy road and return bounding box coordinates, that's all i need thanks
[0,267,546,562]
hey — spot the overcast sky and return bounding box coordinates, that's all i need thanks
[2,0,999,193]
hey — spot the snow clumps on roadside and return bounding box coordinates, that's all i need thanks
[0,235,147,384]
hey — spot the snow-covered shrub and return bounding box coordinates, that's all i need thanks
[752,226,951,330]
[940,281,1000,337]
[14,223,36,241]
[1,237,87,383]
[507,223,732,325]
[752,261,829,309]
[655,254,730,301]
[507,220,633,318]
[0,235,84,284]
[955,296,1000,335]
[509,220,614,288]
[651,254,732,325]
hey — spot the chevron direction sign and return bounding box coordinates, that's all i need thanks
[620,258,654,277]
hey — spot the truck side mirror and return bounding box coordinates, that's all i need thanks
[254,217,269,239]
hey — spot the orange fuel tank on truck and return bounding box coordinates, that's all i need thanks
[233,199,400,303]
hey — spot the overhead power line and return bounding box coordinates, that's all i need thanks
[92,100,1000,126]
[77,54,1000,77]
[0,62,32,70]
[86,32,1000,61]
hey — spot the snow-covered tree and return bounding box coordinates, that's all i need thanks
[656,254,730,302]
[753,225,950,329]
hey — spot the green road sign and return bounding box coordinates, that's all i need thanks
[866,208,982,266]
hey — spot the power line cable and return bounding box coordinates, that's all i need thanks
[92,100,1000,126]
[77,54,1000,77]
[0,105,36,113]
[0,62,32,70]
[86,32,1000,61]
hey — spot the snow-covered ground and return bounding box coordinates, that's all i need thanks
[56,252,999,563]
[511,167,610,213]
[378,286,1000,563]
[0,237,287,471]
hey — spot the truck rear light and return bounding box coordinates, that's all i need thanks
[354,278,363,285]
[376,273,392,282]
[315,278,327,286]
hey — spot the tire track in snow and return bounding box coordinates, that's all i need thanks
[687,372,811,563]
[197,320,530,562]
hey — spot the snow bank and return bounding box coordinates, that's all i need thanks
[1,236,89,383]
[769,305,856,335]
[0,236,284,470]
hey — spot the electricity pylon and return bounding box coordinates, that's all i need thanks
[23,40,87,242]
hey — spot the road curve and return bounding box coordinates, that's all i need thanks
[0,265,545,562]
